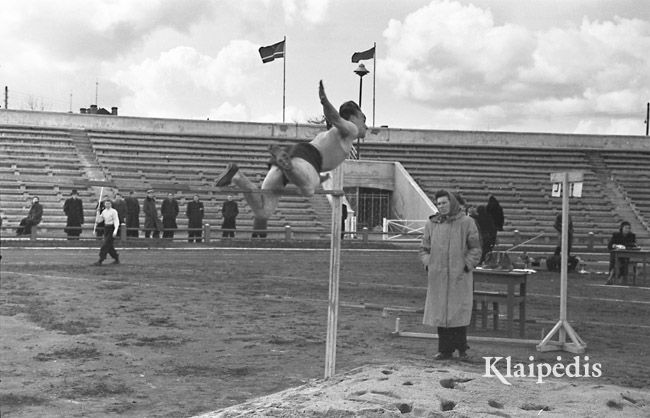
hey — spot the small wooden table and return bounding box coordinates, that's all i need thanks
[613,249,649,285]
[473,269,529,337]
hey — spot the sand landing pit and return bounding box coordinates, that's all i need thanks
[195,362,649,417]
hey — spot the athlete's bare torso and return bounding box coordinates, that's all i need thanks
[310,126,356,171]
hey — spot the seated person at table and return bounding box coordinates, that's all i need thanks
[605,221,637,285]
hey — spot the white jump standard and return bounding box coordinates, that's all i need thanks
[214,79,368,236]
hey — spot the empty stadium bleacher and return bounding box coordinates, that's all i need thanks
[360,142,649,250]
[0,125,328,238]
[1,119,648,252]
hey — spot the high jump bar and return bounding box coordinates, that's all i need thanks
[392,318,540,346]
[216,188,345,196]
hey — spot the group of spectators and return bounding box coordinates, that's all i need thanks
[15,189,239,242]
[452,193,504,263]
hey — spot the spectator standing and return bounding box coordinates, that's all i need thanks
[63,189,84,240]
[143,189,162,238]
[554,213,573,256]
[16,196,43,236]
[476,205,497,263]
[453,192,467,214]
[605,221,637,285]
[467,205,483,252]
[221,195,239,238]
[161,192,179,239]
[486,195,504,233]
[419,190,482,360]
[124,190,140,238]
[92,199,120,266]
[112,192,127,238]
[186,194,204,243]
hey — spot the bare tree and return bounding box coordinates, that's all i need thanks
[26,96,49,111]
[307,114,326,125]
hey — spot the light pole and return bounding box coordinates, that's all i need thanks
[354,63,369,108]
[353,63,369,159]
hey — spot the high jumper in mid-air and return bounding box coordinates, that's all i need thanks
[215,80,367,235]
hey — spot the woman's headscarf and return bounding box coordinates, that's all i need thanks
[433,189,462,222]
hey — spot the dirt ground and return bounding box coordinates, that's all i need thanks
[1,246,649,417]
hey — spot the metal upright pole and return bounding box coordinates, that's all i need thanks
[640,102,650,136]
[282,36,286,123]
[358,77,363,108]
[559,173,569,342]
[325,167,343,379]
[372,42,376,127]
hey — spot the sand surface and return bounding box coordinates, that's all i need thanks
[195,362,650,417]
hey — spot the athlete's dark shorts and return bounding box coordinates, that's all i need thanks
[268,142,323,185]
[288,142,323,173]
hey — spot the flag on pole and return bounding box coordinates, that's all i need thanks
[351,46,375,63]
[259,40,286,63]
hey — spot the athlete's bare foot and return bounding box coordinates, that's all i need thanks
[215,163,239,187]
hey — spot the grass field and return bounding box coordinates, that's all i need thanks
[1,245,649,417]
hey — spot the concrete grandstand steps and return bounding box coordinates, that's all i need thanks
[92,145,272,159]
[87,129,281,144]
[76,126,327,235]
[3,122,648,250]
[1,156,80,167]
[89,137,273,151]
[69,129,109,184]
[586,150,650,247]
[362,143,630,251]
[370,157,591,171]
[362,143,585,155]
[601,151,650,234]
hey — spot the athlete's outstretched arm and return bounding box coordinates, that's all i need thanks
[319,80,354,138]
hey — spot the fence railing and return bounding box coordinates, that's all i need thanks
[0,224,385,244]
[382,219,426,241]
[1,223,609,251]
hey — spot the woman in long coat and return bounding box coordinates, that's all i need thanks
[186,194,204,243]
[63,189,84,239]
[143,190,162,238]
[486,195,504,232]
[419,190,482,360]
[476,205,497,262]
[124,191,140,238]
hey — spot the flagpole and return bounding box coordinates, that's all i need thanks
[372,42,376,127]
[283,35,286,123]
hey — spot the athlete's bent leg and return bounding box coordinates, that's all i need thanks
[282,158,320,197]
[258,167,284,217]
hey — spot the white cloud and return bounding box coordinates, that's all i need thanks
[382,0,534,107]
[209,102,249,121]
[113,40,260,119]
[574,118,644,136]
[281,0,330,24]
[258,106,308,124]
[0,0,216,61]
[380,0,650,133]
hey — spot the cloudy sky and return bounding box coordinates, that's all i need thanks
[2,0,649,135]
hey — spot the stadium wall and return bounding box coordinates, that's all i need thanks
[342,160,438,221]
[2,109,649,150]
